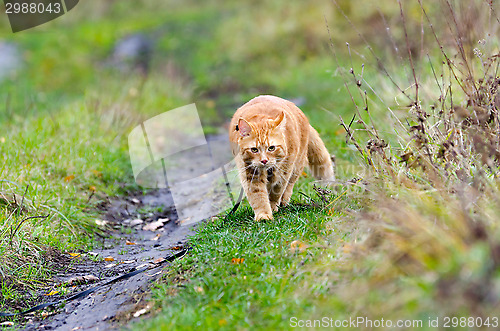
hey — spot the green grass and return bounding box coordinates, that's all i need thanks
[0,70,194,307]
[139,199,353,330]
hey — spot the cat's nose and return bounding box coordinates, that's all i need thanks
[261,159,268,165]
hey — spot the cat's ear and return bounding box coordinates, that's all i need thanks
[238,118,252,137]
[272,111,285,128]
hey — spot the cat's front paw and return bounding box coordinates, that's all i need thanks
[255,212,273,221]
[271,203,280,212]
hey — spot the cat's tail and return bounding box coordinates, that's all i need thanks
[307,125,335,181]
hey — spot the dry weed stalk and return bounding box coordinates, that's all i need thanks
[324,0,500,318]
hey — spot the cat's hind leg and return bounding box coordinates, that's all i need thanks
[268,182,286,212]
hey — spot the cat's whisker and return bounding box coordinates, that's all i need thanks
[226,163,253,176]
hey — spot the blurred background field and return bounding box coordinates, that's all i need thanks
[1,0,500,328]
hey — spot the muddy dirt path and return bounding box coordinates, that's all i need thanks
[27,189,194,331]
[24,134,237,330]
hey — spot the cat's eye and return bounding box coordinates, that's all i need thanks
[268,146,275,151]
[250,147,259,153]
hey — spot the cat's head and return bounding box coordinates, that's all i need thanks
[235,112,286,169]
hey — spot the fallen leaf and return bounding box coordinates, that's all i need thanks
[64,175,75,182]
[45,290,59,296]
[142,219,165,231]
[104,256,115,261]
[68,253,81,258]
[290,240,308,253]
[126,240,137,245]
[153,257,165,264]
[129,219,143,226]
[122,260,136,264]
[231,258,245,264]
[301,171,309,178]
[151,234,161,241]
[66,275,99,286]
[91,170,102,177]
[95,219,108,227]
[133,305,150,318]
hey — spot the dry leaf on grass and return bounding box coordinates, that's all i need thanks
[91,170,102,177]
[290,240,308,253]
[64,175,75,182]
[231,258,245,264]
[104,256,115,261]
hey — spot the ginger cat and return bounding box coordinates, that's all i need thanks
[229,95,334,221]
